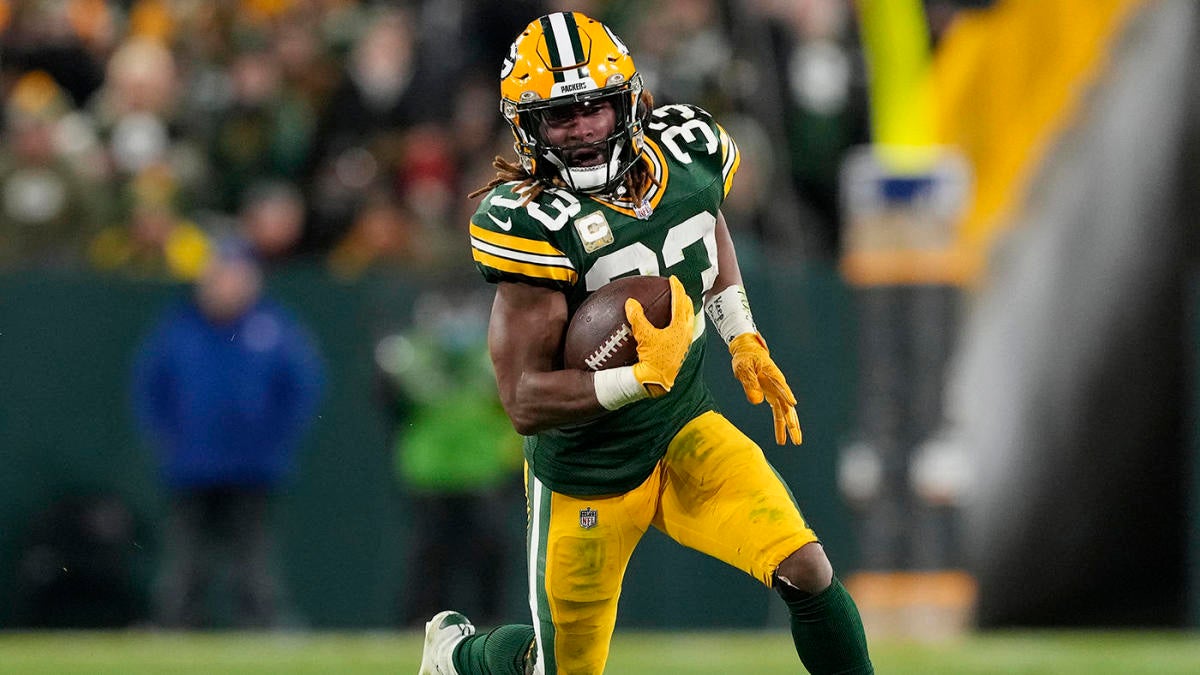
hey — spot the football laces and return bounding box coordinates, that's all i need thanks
[585,324,631,370]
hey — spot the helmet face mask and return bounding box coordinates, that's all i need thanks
[500,12,645,194]
[521,90,638,192]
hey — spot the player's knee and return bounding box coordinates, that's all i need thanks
[772,542,833,599]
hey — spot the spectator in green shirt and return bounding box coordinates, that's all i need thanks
[375,286,522,627]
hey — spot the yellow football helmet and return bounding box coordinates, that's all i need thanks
[500,12,645,193]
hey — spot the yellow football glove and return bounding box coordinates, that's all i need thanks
[729,333,802,445]
[625,276,695,397]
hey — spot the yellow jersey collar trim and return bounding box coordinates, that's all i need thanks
[589,139,669,217]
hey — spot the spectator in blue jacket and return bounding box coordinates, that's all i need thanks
[132,237,324,629]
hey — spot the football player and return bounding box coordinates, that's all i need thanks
[420,11,873,675]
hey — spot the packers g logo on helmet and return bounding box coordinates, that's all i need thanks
[499,12,645,193]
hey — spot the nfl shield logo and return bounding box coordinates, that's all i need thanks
[579,507,598,529]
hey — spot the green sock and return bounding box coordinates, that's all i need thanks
[452,624,536,675]
[782,577,874,674]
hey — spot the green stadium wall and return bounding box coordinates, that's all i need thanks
[0,264,858,630]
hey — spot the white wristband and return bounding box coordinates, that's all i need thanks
[593,366,649,410]
[704,284,757,345]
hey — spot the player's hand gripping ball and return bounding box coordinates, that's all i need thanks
[563,275,673,372]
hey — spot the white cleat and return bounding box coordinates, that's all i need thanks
[419,610,476,675]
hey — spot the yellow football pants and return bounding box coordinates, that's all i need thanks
[525,411,819,675]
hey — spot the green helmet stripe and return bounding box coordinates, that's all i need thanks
[542,12,587,84]
[540,15,561,66]
[563,17,586,67]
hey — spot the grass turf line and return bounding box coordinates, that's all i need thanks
[0,630,1197,674]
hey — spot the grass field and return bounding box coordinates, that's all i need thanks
[0,630,1197,674]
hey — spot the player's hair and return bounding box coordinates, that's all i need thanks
[469,90,658,205]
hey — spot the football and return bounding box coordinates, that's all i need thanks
[563,275,672,371]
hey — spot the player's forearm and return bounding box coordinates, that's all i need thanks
[501,368,608,435]
[706,210,745,301]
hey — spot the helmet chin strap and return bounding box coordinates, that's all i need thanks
[548,139,627,194]
[564,164,610,191]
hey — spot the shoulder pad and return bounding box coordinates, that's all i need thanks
[648,103,715,127]
[645,104,740,198]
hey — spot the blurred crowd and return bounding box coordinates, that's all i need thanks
[0,0,899,281]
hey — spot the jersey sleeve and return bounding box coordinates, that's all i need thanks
[469,188,579,290]
[647,104,741,202]
[714,119,740,200]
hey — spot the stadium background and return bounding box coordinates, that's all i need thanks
[0,0,1197,668]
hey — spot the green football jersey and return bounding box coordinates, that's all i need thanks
[470,104,741,495]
